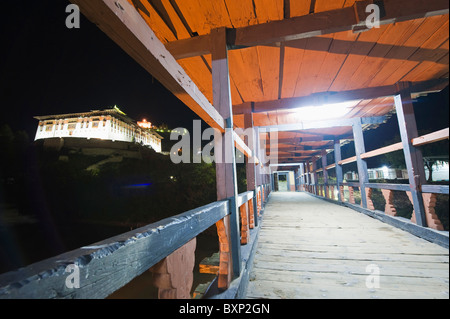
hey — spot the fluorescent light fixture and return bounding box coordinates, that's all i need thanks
[291,101,360,122]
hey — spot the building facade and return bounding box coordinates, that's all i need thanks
[34,107,162,153]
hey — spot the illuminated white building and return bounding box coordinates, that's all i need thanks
[34,107,162,153]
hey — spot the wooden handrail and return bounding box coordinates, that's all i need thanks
[0,200,229,299]
[336,128,449,164]
[412,128,449,147]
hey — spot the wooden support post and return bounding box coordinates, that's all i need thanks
[150,238,196,299]
[211,27,241,288]
[305,160,310,192]
[321,150,328,198]
[339,185,345,202]
[394,84,427,227]
[407,192,444,230]
[248,198,255,229]
[334,140,344,202]
[352,118,369,208]
[348,186,356,204]
[312,158,318,195]
[240,203,250,245]
[244,110,259,227]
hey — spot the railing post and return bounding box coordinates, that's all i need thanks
[240,203,250,244]
[394,83,427,227]
[244,108,259,227]
[211,27,241,289]
[334,139,344,202]
[352,118,369,208]
[150,238,196,299]
[321,150,328,198]
[381,189,397,216]
[305,160,310,193]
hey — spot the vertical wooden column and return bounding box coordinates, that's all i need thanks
[312,158,318,195]
[211,27,241,289]
[394,84,427,227]
[321,150,328,198]
[244,110,259,227]
[299,163,304,191]
[305,160,310,192]
[334,139,344,202]
[352,118,369,208]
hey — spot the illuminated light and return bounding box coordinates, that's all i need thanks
[291,101,360,121]
[138,118,152,129]
[113,105,127,115]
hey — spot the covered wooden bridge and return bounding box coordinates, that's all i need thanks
[0,0,449,299]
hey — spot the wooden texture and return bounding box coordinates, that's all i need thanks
[212,27,241,287]
[394,86,427,226]
[150,238,196,299]
[0,200,228,299]
[246,192,449,299]
[352,118,369,208]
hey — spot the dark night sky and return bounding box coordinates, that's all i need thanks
[0,0,201,139]
[0,1,448,148]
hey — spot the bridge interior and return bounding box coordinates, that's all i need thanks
[245,192,449,299]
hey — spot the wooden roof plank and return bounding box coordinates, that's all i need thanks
[280,43,307,99]
[224,0,258,28]
[253,0,284,24]
[313,31,359,93]
[368,15,449,87]
[344,20,424,90]
[329,25,389,91]
[293,36,334,97]
[257,46,281,101]
[229,48,265,102]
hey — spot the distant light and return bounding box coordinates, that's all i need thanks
[138,119,152,129]
[292,101,359,121]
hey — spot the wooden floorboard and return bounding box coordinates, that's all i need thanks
[245,192,449,299]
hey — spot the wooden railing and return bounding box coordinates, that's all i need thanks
[299,127,449,231]
[0,185,271,299]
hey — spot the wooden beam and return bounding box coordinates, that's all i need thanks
[0,200,228,299]
[70,0,225,131]
[394,83,427,227]
[233,79,449,114]
[361,142,404,159]
[339,156,357,166]
[211,28,241,286]
[244,111,259,227]
[232,0,449,47]
[334,140,344,202]
[412,128,449,147]
[352,118,369,208]
[165,0,449,59]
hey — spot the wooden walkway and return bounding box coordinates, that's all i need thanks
[246,192,449,299]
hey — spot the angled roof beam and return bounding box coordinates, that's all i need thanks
[233,79,449,114]
[70,0,225,132]
[165,0,449,60]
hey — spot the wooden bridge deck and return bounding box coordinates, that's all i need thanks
[245,192,449,299]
